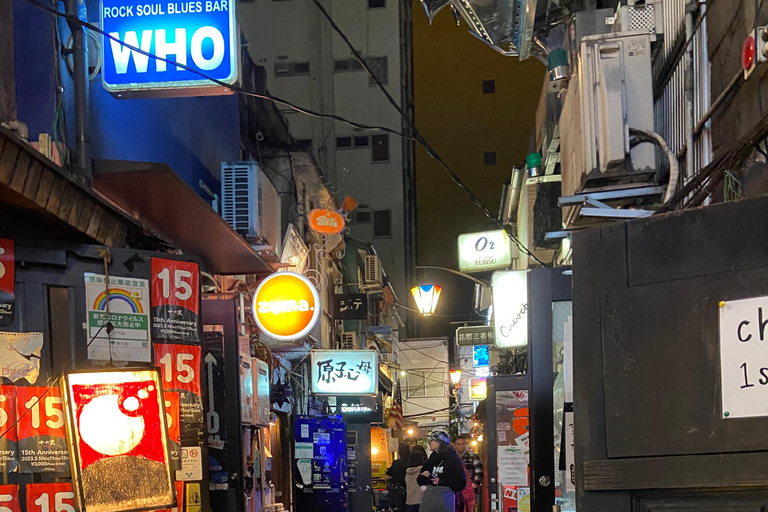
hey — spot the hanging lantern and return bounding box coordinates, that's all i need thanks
[411,284,442,315]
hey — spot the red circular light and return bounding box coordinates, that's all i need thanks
[743,35,757,71]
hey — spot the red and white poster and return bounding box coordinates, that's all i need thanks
[164,390,182,471]
[0,385,17,472]
[151,259,200,343]
[26,483,74,512]
[15,386,68,473]
[155,344,202,396]
[0,239,14,327]
[0,484,20,512]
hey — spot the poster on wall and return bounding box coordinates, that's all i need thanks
[16,386,69,473]
[25,483,75,512]
[164,390,182,472]
[151,259,200,343]
[0,332,43,384]
[85,273,151,362]
[0,239,14,327]
[0,385,17,472]
[0,484,19,512]
[154,343,204,484]
[203,327,228,490]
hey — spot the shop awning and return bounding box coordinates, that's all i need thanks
[93,159,274,275]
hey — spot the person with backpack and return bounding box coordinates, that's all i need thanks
[405,447,428,512]
[416,431,467,512]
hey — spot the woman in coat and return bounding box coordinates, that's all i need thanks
[416,431,467,512]
[405,448,428,512]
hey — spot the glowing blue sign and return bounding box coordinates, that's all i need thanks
[101,0,238,95]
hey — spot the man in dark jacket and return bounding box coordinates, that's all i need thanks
[417,431,467,512]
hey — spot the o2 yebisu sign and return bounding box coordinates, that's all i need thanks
[252,272,320,342]
[101,0,238,95]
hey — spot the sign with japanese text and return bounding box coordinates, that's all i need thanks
[333,294,367,320]
[16,386,68,473]
[458,230,516,274]
[718,295,768,418]
[0,485,20,512]
[310,350,378,395]
[152,258,200,343]
[308,209,346,235]
[254,359,270,427]
[26,483,74,512]
[85,273,151,362]
[0,385,17,472]
[492,271,529,348]
[0,332,43,384]
[0,239,14,327]
[62,369,175,512]
[473,345,489,368]
[252,272,320,342]
[456,325,495,346]
[101,0,239,95]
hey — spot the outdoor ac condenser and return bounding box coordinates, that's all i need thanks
[221,162,282,253]
[560,31,655,198]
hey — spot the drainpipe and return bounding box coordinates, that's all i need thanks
[684,0,696,184]
[65,0,91,186]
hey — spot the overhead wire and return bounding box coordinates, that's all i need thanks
[24,0,546,267]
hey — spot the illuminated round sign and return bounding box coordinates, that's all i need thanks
[308,209,346,235]
[252,272,320,341]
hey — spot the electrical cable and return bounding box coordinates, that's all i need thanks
[24,0,546,268]
[307,0,546,267]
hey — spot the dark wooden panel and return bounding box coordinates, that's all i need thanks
[9,150,30,192]
[627,197,768,286]
[45,175,65,214]
[602,265,768,458]
[22,160,43,199]
[86,206,105,239]
[34,169,54,207]
[0,138,19,184]
[584,452,768,491]
[632,491,768,512]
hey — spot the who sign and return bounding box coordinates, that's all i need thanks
[101,0,238,96]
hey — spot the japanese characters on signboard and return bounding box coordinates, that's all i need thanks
[0,332,44,384]
[85,273,151,362]
[151,258,200,344]
[456,325,495,346]
[26,483,74,512]
[0,239,14,327]
[0,385,17,472]
[16,386,68,473]
[0,484,19,512]
[333,293,368,320]
[310,350,378,396]
[61,369,175,512]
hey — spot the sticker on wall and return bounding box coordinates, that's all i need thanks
[0,385,17,472]
[151,259,200,344]
[16,386,69,473]
[85,273,151,362]
[0,332,43,384]
[0,239,14,327]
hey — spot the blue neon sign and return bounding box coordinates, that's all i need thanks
[101,0,238,94]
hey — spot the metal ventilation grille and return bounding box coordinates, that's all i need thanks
[221,163,256,237]
[339,332,357,350]
[365,256,380,283]
[629,5,656,33]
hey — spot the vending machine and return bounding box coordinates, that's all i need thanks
[293,416,348,512]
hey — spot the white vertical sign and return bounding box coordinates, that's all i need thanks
[492,271,529,348]
[719,295,768,418]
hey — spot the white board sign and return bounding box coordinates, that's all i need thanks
[458,230,517,273]
[498,446,528,486]
[719,296,768,418]
[492,271,529,348]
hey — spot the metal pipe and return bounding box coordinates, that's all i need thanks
[66,0,91,185]
[684,0,696,183]
[506,166,524,225]
[694,70,743,137]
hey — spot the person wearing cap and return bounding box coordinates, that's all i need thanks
[416,431,467,512]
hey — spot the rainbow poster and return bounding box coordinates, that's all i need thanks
[84,273,151,362]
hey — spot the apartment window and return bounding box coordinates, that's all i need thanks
[294,139,312,148]
[371,134,389,162]
[274,62,310,77]
[406,369,445,398]
[368,0,385,8]
[353,210,372,224]
[334,59,365,73]
[373,210,391,238]
[483,80,496,94]
[354,135,369,147]
[368,56,388,85]
[336,136,352,148]
[484,151,497,165]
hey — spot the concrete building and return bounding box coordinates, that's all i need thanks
[239,0,415,325]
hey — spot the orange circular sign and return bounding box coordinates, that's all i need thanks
[252,272,320,341]
[308,209,345,235]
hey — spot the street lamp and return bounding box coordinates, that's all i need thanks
[411,284,442,315]
[449,367,462,387]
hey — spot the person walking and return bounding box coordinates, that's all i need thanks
[405,448,428,512]
[453,435,483,512]
[417,431,467,512]
[387,443,411,511]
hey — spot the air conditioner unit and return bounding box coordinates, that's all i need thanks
[612,1,664,42]
[221,162,282,253]
[339,332,358,350]
[359,255,383,294]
